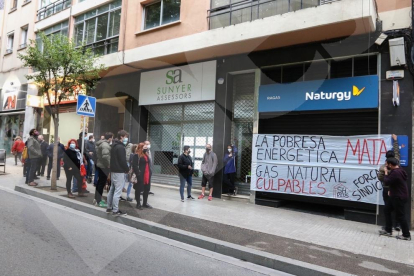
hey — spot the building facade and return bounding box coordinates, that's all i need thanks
[0,0,412,226]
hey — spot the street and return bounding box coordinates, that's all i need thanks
[0,187,289,276]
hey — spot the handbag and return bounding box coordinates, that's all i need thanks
[128,167,138,184]
[80,164,87,177]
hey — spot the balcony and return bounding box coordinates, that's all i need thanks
[37,0,71,21]
[208,0,342,29]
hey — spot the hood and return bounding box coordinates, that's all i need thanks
[394,168,408,180]
[112,140,124,148]
[96,139,108,147]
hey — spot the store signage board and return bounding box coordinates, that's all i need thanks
[258,75,379,112]
[397,135,409,167]
[76,95,96,117]
[251,134,393,205]
[139,60,216,105]
[26,95,44,108]
[2,86,18,111]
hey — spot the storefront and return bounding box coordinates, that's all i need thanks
[138,61,216,185]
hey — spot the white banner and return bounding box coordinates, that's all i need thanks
[139,61,216,105]
[251,134,392,205]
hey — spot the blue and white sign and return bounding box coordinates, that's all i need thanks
[397,135,409,167]
[77,95,96,117]
[259,75,379,112]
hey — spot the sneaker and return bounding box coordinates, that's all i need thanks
[143,204,153,209]
[106,208,112,214]
[120,197,126,202]
[379,230,392,237]
[113,210,127,216]
[187,195,195,200]
[198,194,205,199]
[396,235,411,241]
[136,204,143,210]
[126,197,133,202]
[234,187,238,196]
[208,196,213,201]
[93,199,97,206]
[181,199,185,202]
[394,226,401,232]
[149,191,154,195]
[98,201,108,208]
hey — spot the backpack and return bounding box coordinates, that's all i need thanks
[22,147,28,160]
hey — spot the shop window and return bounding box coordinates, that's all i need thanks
[144,0,181,30]
[304,61,328,81]
[354,56,377,76]
[282,64,304,83]
[330,58,352,79]
[261,67,282,85]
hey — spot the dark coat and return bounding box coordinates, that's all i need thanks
[47,143,65,160]
[384,168,409,199]
[110,140,129,173]
[40,141,49,157]
[133,154,152,185]
[63,149,81,170]
[177,153,193,178]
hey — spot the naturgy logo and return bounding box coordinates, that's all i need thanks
[305,85,365,101]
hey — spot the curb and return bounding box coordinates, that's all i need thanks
[15,185,354,276]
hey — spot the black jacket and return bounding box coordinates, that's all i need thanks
[63,149,81,170]
[110,140,129,173]
[85,140,97,161]
[133,154,152,185]
[178,153,193,178]
[40,141,49,157]
[384,168,409,199]
[47,143,65,160]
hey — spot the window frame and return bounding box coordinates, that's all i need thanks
[20,25,29,49]
[6,32,15,54]
[11,0,18,10]
[35,21,69,52]
[74,2,122,56]
[143,0,181,31]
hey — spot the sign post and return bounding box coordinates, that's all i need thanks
[76,95,96,157]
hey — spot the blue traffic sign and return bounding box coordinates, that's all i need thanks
[77,95,96,117]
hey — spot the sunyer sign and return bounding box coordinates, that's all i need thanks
[259,75,379,112]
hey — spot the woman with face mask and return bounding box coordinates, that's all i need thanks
[223,144,238,196]
[133,143,152,209]
[63,139,86,198]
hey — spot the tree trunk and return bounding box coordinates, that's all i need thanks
[51,115,59,190]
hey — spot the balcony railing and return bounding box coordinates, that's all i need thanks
[37,0,71,21]
[208,0,341,30]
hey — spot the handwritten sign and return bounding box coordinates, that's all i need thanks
[251,134,392,205]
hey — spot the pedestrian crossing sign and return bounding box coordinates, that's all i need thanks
[77,95,96,117]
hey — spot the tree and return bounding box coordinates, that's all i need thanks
[19,33,106,190]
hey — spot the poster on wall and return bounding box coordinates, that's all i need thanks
[251,134,392,205]
[2,87,18,110]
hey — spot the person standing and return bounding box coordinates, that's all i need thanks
[94,132,113,208]
[73,132,90,193]
[178,146,194,202]
[133,143,152,209]
[46,137,65,180]
[85,135,97,184]
[223,144,238,196]
[126,144,138,202]
[12,136,25,166]
[199,144,218,201]
[63,139,86,198]
[121,135,132,198]
[106,130,129,216]
[26,129,42,186]
[144,140,155,195]
[36,135,49,177]
[379,157,411,241]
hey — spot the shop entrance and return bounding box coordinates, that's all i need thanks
[148,102,215,185]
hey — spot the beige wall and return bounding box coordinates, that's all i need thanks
[376,0,411,12]
[121,0,210,51]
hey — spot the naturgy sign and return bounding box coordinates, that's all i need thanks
[139,61,216,105]
[258,75,379,112]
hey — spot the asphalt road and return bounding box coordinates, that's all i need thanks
[0,187,290,276]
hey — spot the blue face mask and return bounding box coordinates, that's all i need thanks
[123,138,128,145]
[70,144,76,149]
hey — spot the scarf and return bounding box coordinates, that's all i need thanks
[69,147,83,166]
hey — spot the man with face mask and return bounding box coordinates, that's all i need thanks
[26,129,42,186]
[199,144,218,201]
[121,135,132,198]
[107,130,130,216]
[379,157,411,241]
[178,146,194,202]
[94,132,113,208]
[85,135,97,183]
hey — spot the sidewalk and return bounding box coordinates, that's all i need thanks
[3,158,414,275]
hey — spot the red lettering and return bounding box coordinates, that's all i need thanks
[256,177,264,190]
[378,140,388,165]
[317,182,326,195]
[278,179,286,190]
[264,178,271,190]
[301,180,308,194]
[285,179,292,192]
[293,179,301,194]
[344,139,360,163]
[270,179,278,191]
[309,181,316,194]
[361,139,371,164]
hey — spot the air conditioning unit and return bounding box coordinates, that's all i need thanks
[389,37,406,67]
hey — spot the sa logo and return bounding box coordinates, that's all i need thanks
[166,69,183,85]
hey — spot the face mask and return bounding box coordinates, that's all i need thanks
[228,149,232,152]
[206,148,211,152]
[92,139,95,142]
[147,145,151,149]
[143,149,148,153]
[70,144,76,149]
[123,138,128,143]
[188,150,191,154]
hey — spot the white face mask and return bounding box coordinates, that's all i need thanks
[147,145,151,149]
[228,149,232,152]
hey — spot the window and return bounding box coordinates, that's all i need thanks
[6,33,14,54]
[11,0,18,10]
[74,0,121,56]
[36,21,69,52]
[144,0,181,30]
[20,26,28,49]
[37,0,71,21]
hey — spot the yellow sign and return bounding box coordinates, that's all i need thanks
[26,95,44,108]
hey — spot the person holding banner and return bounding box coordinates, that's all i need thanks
[379,157,411,241]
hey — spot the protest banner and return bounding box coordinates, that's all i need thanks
[251,134,392,205]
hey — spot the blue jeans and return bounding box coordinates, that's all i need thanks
[107,172,125,213]
[87,159,94,177]
[72,177,78,192]
[179,175,192,200]
[126,182,133,198]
